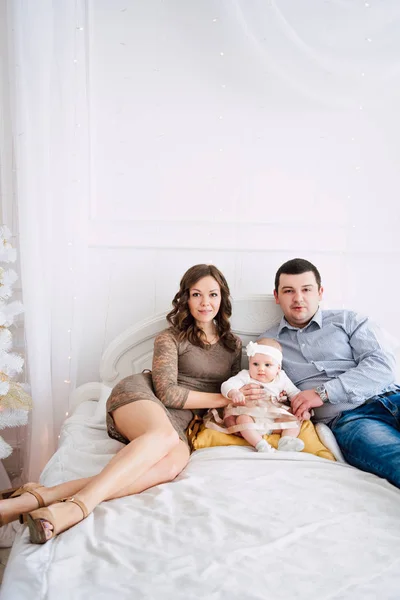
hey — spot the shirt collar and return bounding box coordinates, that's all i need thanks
[277,307,322,334]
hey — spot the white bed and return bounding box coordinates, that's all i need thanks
[1,296,400,600]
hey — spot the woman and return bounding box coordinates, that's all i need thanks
[0,264,244,543]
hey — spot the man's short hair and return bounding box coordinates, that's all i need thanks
[274,258,322,293]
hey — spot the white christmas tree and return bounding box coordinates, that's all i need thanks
[0,225,32,460]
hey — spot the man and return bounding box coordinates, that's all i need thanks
[259,257,400,489]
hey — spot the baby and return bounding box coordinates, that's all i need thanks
[208,338,307,453]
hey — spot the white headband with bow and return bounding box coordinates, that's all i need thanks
[246,341,282,365]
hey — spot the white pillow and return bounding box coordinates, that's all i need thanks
[93,383,113,424]
[315,423,346,463]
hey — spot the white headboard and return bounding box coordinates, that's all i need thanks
[99,295,282,387]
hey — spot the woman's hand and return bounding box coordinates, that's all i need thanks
[239,383,267,402]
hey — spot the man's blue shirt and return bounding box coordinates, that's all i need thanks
[260,308,398,423]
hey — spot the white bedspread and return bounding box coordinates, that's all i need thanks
[1,403,400,600]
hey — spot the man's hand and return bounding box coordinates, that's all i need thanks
[238,383,267,402]
[228,389,246,406]
[291,390,323,419]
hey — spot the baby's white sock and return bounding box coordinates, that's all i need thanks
[278,436,305,452]
[255,439,275,453]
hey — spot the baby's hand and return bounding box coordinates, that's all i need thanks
[228,389,246,406]
[300,410,312,421]
[279,391,288,402]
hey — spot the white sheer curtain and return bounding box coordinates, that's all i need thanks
[6,0,90,481]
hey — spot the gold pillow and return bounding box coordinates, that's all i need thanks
[189,419,335,461]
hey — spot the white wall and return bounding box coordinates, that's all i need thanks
[1,0,399,392]
[76,0,400,385]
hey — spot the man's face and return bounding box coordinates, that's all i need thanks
[274,271,323,328]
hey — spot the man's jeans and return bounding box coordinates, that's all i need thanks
[330,389,400,489]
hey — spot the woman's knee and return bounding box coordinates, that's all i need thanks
[163,442,190,481]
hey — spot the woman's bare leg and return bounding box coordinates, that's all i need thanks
[0,441,190,525]
[34,401,190,539]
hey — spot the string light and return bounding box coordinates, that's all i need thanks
[60,0,82,434]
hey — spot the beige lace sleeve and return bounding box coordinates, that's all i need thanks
[231,338,243,376]
[152,330,189,409]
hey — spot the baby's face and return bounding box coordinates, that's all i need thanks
[248,353,280,383]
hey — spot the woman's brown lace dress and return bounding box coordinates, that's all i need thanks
[106,329,242,446]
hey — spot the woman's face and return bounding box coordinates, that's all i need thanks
[187,275,221,327]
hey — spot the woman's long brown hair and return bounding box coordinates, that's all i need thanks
[166,264,238,352]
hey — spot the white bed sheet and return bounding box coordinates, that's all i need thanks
[1,402,400,600]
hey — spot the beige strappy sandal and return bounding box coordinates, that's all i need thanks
[27,497,89,544]
[0,483,45,527]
